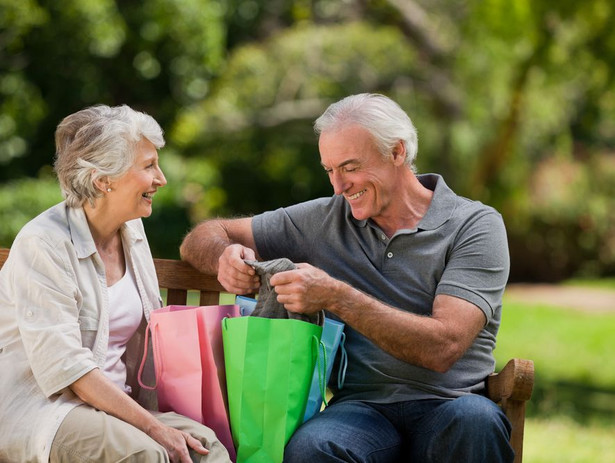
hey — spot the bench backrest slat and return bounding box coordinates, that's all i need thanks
[0,248,223,306]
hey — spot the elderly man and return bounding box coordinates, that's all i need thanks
[180,93,514,462]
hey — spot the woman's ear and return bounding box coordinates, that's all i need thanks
[391,140,407,166]
[92,173,111,193]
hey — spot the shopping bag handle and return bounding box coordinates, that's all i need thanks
[137,321,159,390]
[337,332,348,390]
[313,334,328,407]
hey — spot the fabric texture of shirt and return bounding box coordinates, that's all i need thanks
[0,202,162,462]
[252,174,510,404]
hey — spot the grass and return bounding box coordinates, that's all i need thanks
[523,417,615,462]
[496,289,615,462]
[495,301,615,389]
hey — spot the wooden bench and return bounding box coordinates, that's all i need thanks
[0,247,534,462]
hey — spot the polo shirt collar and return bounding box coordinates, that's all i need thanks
[349,173,457,231]
[415,173,456,230]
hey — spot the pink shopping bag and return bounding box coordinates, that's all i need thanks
[139,305,239,461]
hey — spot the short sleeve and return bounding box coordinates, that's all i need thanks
[436,210,510,321]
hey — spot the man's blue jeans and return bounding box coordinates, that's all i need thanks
[284,394,514,462]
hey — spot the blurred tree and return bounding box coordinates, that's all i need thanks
[1,0,614,277]
[0,0,226,180]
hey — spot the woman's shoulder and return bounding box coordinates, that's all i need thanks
[13,202,71,245]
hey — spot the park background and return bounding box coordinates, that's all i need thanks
[1,1,614,461]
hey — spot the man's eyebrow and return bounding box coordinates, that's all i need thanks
[321,159,361,169]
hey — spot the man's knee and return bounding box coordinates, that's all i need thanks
[284,423,330,463]
[448,394,512,436]
[425,395,514,463]
[284,404,401,463]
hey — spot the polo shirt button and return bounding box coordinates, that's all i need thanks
[381,234,387,240]
[26,310,33,317]
[387,252,393,258]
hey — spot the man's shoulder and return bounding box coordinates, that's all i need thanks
[454,197,504,227]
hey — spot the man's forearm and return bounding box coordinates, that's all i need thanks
[326,282,485,373]
[180,220,231,274]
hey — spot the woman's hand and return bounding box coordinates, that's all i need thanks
[70,369,209,462]
[147,421,209,463]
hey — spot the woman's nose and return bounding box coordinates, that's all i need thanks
[155,167,167,187]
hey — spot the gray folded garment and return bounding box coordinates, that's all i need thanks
[244,258,324,326]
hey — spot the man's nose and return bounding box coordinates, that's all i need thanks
[330,171,347,195]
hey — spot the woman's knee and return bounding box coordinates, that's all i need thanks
[122,445,169,463]
[51,405,170,463]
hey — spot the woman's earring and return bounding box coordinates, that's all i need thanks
[107,187,112,192]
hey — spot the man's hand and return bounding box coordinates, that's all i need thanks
[269,263,338,314]
[217,244,261,294]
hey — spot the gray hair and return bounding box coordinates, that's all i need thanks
[54,104,165,207]
[314,93,418,172]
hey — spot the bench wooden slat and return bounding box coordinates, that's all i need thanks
[153,257,224,293]
[0,248,8,266]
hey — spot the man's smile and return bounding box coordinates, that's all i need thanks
[346,189,367,200]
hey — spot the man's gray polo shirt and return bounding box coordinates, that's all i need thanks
[252,174,510,403]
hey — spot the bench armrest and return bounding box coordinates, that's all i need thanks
[487,358,534,403]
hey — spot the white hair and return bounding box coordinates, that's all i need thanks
[314,93,418,171]
[54,104,165,207]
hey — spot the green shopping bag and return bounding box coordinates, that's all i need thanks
[222,316,324,463]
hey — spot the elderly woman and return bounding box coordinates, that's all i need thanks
[0,105,231,463]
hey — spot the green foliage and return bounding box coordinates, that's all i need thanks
[0,0,227,180]
[172,21,416,147]
[2,0,615,279]
[0,0,48,170]
[506,153,615,281]
[0,175,63,246]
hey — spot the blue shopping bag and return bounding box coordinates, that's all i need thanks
[235,295,257,316]
[303,316,347,422]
